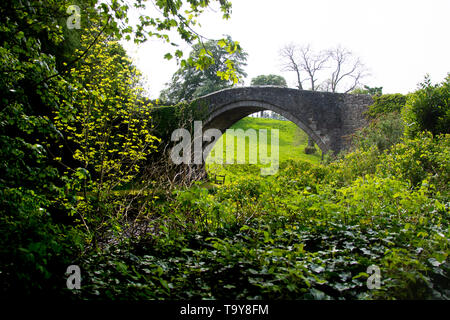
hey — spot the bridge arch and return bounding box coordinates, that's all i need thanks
[203,100,328,153]
[193,86,373,156]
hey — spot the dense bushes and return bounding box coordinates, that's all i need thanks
[403,74,450,137]
[64,80,450,300]
[378,132,449,192]
[351,112,405,152]
[73,131,449,300]
[351,74,448,154]
[0,193,83,297]
[1,0,448,299]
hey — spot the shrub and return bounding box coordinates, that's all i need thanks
[0,187,83,297]
[377,132,449,192]
[351,112,405,152]
[367,93,407,117]
[329,147,381,186]
[304,145,317,154]
[403,74,450,137]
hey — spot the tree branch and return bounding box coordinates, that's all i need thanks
[36,17,111,88]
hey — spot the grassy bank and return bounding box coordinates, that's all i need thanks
[206,117,322,181]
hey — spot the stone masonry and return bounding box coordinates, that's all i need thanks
[193,86,373,155]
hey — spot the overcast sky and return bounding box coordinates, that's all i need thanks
[122,0,450,99]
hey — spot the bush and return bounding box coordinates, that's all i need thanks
[351,112,405,152]
[403,74,450,137]
[304,145,317,154]
[377,132,449,192]
[367,93,407,117]
[0,187,83,297]
[77,146,450,300]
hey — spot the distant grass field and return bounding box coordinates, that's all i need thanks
[205,117,321,180]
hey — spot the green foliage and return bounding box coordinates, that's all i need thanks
[0,185,83,297]
[0,0,86,296]
[148,100,210,156]
[160,36,248,104]
[251,75,288,87]
[77,133,449,300]
[350,85,383,96]
[367,93,407,117]
[333,132,449,193]
[403,74,450,137]
[377,132,449,192]
[52,31,160,241]
[1,0,449,301]
[0,0,240,296]
[351,112,405,152]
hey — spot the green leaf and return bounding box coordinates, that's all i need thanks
[428,258,441,267]
[217,39,226,48]
[115,261,128,274]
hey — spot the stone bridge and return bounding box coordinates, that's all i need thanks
[193,86,373,155]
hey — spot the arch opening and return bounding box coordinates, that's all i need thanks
[203,101,324,168]
[202,100,328,162]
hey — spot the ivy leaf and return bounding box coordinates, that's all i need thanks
[428,258,441,267]
[115,261,128,274]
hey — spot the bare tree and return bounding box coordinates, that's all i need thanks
[280,44,304,90]
[280,44,330,91]
[298,45,329,91]
[280,44,329,153]
[280,44,368,92]
[325,46,367,93]
[298,45,328,153]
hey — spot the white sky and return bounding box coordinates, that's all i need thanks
[122,0,450,99]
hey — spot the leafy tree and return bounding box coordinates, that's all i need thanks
[0,0,86,296]
[0,0,238,295]
[402,74,449,137]
[250,75,287,117]
[251,74,287,87]
[53,31,159,236]
[160,36,248,104]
